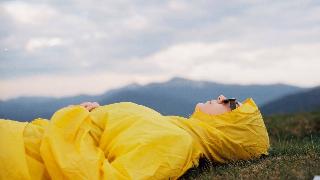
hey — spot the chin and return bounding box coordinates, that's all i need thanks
[196,103,204,108]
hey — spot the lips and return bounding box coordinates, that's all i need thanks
[206,100,217,104]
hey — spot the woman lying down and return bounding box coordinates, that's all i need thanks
[0,95,270,180]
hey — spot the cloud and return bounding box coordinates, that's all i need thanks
[25,37,68,52]
[0,71,169,100]
[2,41,318,100]
[2,1,59,24]
[122,14,150,31]
[127,41,320,86]
[0,0,320,99]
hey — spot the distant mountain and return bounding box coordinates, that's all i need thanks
[0,77,304,121]
[261,86,320,115]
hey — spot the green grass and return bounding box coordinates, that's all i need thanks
[180,111,320,180]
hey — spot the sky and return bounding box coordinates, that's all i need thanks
[0,0,320,100]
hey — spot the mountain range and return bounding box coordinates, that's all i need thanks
[261,86,320,115]
[0,77,318,121]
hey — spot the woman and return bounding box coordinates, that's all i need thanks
[0,95,269,180]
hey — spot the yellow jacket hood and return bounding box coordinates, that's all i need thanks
[186,98,270,162]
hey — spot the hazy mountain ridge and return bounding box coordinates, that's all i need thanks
[0,77,306,121]
[261,86,320,115]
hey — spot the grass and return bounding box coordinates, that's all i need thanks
[180,111,320,180]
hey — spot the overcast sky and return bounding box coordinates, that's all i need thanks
[0,0,320,100]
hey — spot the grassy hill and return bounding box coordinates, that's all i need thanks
[180,110,320,179]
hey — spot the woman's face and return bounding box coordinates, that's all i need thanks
[196,95,235,115]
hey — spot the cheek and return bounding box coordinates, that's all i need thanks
[198,103,229,115]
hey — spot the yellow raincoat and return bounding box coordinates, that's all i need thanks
[0,98,269,179]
